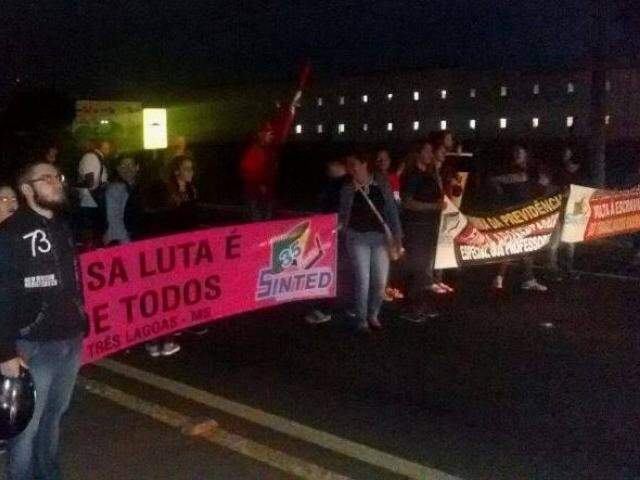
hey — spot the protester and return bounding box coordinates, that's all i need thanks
[339,151,403,331]
[375,148,401,203]
[144,154,202,357]
[240,90,302,221]
[163,135,191,180]
[489,145,548,291]
[103,154,140,246]
[403,139,453,300]
[305,158,349,324]
[76,139,111,248]
[375,149,406,301]
[0,162,86,480]
[549,146,584,276]
[0,183,19,223]
[164,154,200,232]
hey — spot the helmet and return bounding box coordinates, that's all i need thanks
[0,369,36,440]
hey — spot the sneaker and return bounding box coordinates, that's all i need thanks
[304,309,332,324]
[427,283,448,294]
[161,341,181,356]
[145,343,161,358]
[367,317,382,330]
[492,275,504,290]
[521,279,548,292]
[437,282,455,293]
[191,328,209,335]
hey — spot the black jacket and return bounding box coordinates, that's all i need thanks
[0,207,87,362]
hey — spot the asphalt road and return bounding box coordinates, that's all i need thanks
[75,251,640,480]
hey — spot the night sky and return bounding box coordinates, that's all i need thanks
[0,0,638,98]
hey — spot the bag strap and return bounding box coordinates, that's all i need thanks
[95,151,105,188]
[355,183,393,238]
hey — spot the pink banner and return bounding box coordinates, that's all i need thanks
[80,215,338,363]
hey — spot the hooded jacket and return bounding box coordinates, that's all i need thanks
[0,207,87,362]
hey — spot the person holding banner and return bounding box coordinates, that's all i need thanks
[143,154,204,357]
[548,146,584,277]
[489,146,548,291]
[0,162,86,480]
[339,151,403,331]
[401,139,453,312]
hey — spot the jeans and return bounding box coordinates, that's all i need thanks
[7,336,82,480]
[346,230,390,324]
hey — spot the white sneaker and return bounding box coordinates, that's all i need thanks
[304,309,332,324]
[145,343,161,357]
[521,279,548,292]
[161,341,181,356]
[492,275,504,289]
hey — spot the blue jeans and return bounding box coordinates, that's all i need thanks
[346,230,390,324]
[7,336,82,480]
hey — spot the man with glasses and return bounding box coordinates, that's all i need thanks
[0,162,86,480]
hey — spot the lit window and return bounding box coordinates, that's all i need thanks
[499,118,507,129]
[363,123,369,132]
[362,94,368,103]
[317,97,323,107]
[338,123,345,134]
[339,96,345,105]
[295,124,302,134]
[440,120,447,131]
[469,119,476,130]
[567,82,575,94]
[532,117,539,128]
[440,89,447,99]
[500,85,508,97]
[533,84,540,95]
[387,122,394,132]
[317,124,324,134]
[566,116,574,128]
[413,121,420,131]
[605,80,611,92]
[605,114,610,125]
[413,91,420,101]
[470,88,476,98]
[387,93,393,101]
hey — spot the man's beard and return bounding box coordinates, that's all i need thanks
[34,189,69,213]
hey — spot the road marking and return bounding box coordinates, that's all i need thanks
[79,376,353,480]
[98,359,463,480]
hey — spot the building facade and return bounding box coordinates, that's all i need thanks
[292,67,640,143]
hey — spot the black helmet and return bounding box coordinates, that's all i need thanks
[0,368,36,440]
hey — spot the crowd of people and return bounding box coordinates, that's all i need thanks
[300,130,594,330]
[0,119,629,480]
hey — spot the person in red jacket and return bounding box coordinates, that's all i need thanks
[240,90,302,221]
